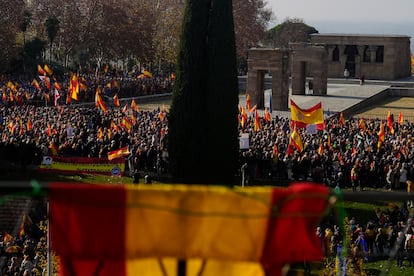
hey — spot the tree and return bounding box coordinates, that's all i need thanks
[0,0,26,72]
[44,17,60,62]
[205,0,240,184]
[168,0,239,185]
[19,10,32,72]
[264,18,319,48]
[233,0,273,59]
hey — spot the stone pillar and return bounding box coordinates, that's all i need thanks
[355,45,365,78]
[312,47,328,95]
[339,45,347,74]
[291,61,306,95]
[247,48,290,111]
[246,70,265,109]
[270,56,289,111]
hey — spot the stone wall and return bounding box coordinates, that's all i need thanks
[311,34,411,80]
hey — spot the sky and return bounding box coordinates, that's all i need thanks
[267,0,414,51]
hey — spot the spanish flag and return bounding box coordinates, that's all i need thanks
[246,94,251,110]
[131,99,139,112]
[338,112,345,127]
[359,118,366,131]
[37,64,46,75]
[49,142,59,156]
[108,146,130,160]
[114,94,120,107]
[254,110,261,132]
[27,119,33,132]
[287,127,303,155]
[290,100,324,130]
[387,111,394,135]
[398,111,403,125]
[122,117,133,132]
[239,107,247,128]
[50,182,329,276]
[143,70,153,78]
[44,64,53,76]
[70,75,79,100]
[95,90,108,112]
[122,102,128,113]
[264,108,271,123]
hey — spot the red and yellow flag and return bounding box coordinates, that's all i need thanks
[339,112,345,127]
[54,81,62,90]
[264,108,271,123]
[387,111,394,135]
[44,64,53,76]
[131,99,139,112]
[95,90,108,112]
[359,118,366,131]
[122,102,128,113]
[131,113,137,125]
[239,107,248,128]
[97,127,104,140]
[27,119,33,132]
[246,94,251,110]
[37,64,46,75]
[50,183,328,276]
[107,146,130,160]
[8,121,15,133]
[254,110,261,132]
[113,94,120,107]
[287,127,303,155]
[70,74,79,100]
[49,142,59,156]
[122,117,133,132]
[290,100,324,130]
[398,111,403,125]
[3,232,13,244]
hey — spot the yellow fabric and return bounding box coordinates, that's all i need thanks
[290,103,324,125]
[126,258,264,276]
[290,128,303,152]
[125,185,272,262]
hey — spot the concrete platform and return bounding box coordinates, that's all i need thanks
[236,74,414,118]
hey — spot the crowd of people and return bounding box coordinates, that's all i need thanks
[0,201,47,276]
[2,68,414,272]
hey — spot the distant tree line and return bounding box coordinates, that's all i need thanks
[0,0,273,75]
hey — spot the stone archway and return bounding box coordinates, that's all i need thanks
[290,43,328,96]
[247,48,290,111]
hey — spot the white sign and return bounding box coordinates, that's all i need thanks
[239,133,250,150]
[306,124,318,134]
[42,156,53,165]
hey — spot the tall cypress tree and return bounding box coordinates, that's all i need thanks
[168,0,239,185]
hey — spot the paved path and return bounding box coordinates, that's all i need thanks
[138,80,414,120]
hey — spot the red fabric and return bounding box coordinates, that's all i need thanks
[50,183,126,276]
[59,260,126,276]
[261,182,329,274]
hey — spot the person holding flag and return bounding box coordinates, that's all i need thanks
[290,99,324,130]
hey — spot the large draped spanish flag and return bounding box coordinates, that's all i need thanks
[290,100,324,130]
[50,183,329,276]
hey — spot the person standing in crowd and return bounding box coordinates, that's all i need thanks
[351,162,360,192]
[344,68,350,79]
[407,180,414,208]
[360,74,365,85]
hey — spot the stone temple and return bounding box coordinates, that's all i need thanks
[247,34,411,111]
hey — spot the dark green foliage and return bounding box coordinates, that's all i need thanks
[205,0,239,185]
[264,18,319,48]
[168,0,239,185]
